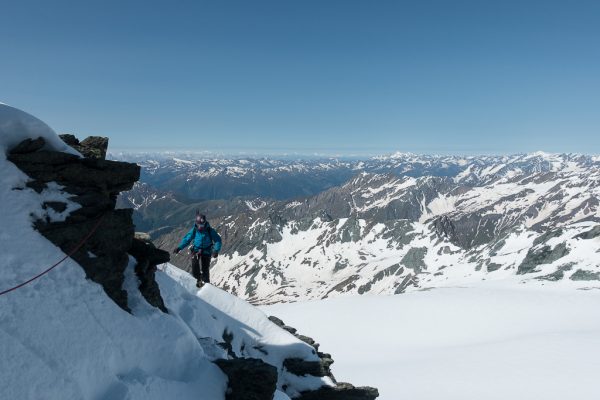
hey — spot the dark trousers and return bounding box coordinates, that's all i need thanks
[191,253,211,283]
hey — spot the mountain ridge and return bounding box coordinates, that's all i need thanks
[112,151,599,202]
[118,152,600,304]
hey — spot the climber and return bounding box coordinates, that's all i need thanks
[173,213,222,288]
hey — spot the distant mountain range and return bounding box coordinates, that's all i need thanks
[112,151,552,201]
[115,152,600,303]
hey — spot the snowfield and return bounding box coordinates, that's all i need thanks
[265,284,600,400]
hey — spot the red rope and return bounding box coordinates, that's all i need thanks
[0,214,106,296]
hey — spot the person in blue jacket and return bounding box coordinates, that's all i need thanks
[173,214,222,287]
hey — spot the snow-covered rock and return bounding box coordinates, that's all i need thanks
[0,104,377,399]
[0,103,79,156]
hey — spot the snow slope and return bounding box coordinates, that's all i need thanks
[265,284,600,400]
[0,103,79,156]
[0,147,224,398]
[0,104,326,399]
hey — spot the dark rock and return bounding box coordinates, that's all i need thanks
[432,212,504,249]
[269,212,287,227]
[486,262,502,272]
[533,229,564,247]
[129,234,170,312]
[59,134,80,146]
[432,215,458,243]
[268,316,341,385]
[130,234,170,265]
[219,329,236,358]
[297,382,379,400]
[333,258,349,272]
[536,264,573,281]
[394,273,417,294]
[8,149,79,165]
[358,263,403,296]
[7,136,155,312]
[269,316,322,349]
[570,269,600,281]
[9,137,46,154]
[79,136,109,159]
[214,358,277,400]
[339,216,361,243]
[26,180,47,193]
[517,243,569,275]
[8,151,140,193]
[281,325,297,335]
[268,315,285,327]
[323,274,361,298]
[401,247,427,273]
[43,201,68,213]
[575,226,600,240]
[34,209,134,311]
[283,356,333,377]
[296,334,319,350]
[60,134,109,159]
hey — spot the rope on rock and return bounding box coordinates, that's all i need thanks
[0,214,106,296]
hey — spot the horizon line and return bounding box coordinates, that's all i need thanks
[107,148,599,158]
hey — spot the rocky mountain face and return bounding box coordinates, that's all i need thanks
[8,135,157,311]
[121,152,600,304]
[267,315,379,400]
[7,135,378,400]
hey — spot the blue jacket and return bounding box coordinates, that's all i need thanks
[177,223,222,254]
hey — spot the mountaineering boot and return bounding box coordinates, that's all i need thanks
[196,279,203,288]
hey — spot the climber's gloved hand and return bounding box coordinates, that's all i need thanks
[173,247,180,254]
[212,252,219,259]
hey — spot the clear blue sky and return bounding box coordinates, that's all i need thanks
[1,0,599,154]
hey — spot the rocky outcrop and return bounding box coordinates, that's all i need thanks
[129,232,170,312]
[432,215,458,244]
[7,135,168,312]
[339,216,361,243]
[212,315,378,399]
[283,356,334,379]
[575,225,600,240]
[570,269,600,281]
[297,382,379,400]
[400,246,427,273]
[8,134,377,399]
[214,358,278,400]
[536,263,573,281]
[517,242,569,275]
[432,213,502,249]
[59,134,109,159]
[268,316,379,399]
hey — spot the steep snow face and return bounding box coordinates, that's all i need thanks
[265,284,600,400]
